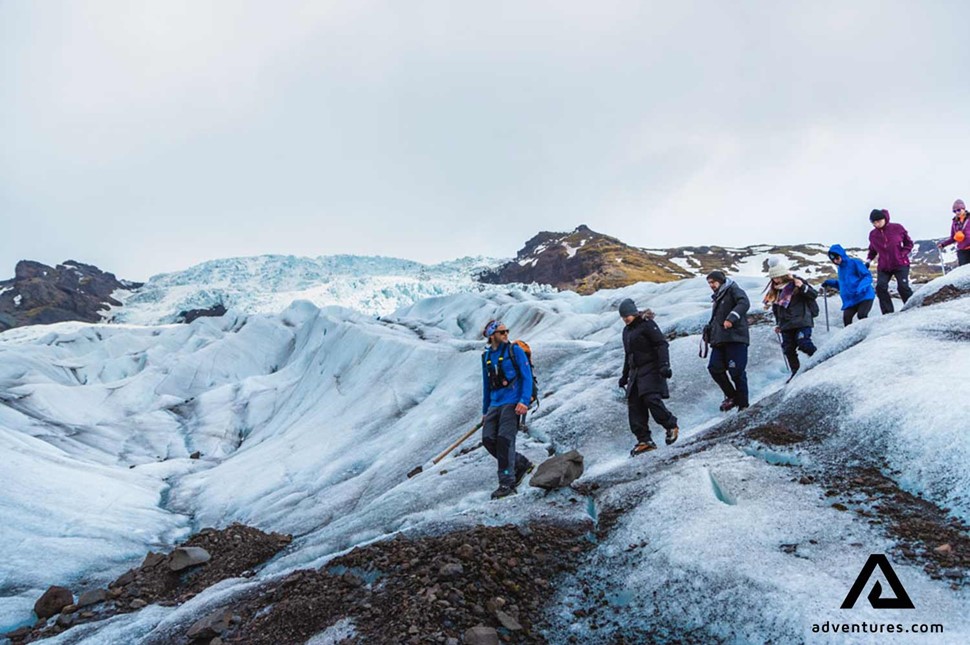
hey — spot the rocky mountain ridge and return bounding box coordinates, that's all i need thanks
[0,260,140,332]
[480,225,953,293]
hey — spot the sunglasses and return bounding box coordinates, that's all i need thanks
[495,329,509,335]
[955,209,965,214]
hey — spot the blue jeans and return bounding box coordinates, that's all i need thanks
[708,343,749,408]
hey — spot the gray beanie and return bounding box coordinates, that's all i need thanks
[618,298,638,317]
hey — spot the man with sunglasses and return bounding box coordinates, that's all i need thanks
[481,320,534,499]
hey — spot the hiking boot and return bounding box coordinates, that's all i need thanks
[665,426,679,445]
[719,397,737,412]
[514,460,534,488]
[490,485,517,500]
[630,440,658,457]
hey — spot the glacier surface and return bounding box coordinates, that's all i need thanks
[1,268,968,642]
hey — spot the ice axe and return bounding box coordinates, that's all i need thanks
[406,421,483,479]
[937,244,948,276]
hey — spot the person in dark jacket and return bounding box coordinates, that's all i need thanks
[937,199,970,267]
[821,244,876,326]
[763,257,818,377]
[704,271,750,411]
[481,320,534,499]
[866,209,914,314]
[618,299,679,456]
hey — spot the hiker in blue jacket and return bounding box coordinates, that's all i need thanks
[821,244,876,327]
[481,320,534,499]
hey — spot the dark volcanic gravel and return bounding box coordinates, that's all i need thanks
[223,522,591,645]
[7,523,291,644]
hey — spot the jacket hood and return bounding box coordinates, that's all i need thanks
[828,244,851,262]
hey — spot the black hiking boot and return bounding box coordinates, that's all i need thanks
[719,397,737,412]
[665,426,679,445]
[491,485,517,499]
[630,440,658,457]
[514,460,534,488]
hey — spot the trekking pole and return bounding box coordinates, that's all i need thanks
[821,287,830,332]
[775,330,790,373]
[406,421,483,479]
[937,244,948,276]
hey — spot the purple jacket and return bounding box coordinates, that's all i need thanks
[941,214,970,251]
[867,211,914,271]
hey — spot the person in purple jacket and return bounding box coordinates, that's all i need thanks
[937,199,970,267]
[866,209,914,314]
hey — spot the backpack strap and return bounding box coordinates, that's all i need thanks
[506,341,520,378]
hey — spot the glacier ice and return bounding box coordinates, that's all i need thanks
[1,272,968,641]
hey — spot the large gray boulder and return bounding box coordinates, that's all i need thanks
[168,546,211,572]
[528,450,584,490]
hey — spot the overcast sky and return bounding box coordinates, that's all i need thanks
[2,1,969,280]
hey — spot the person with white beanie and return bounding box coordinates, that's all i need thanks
[763,257,819,379]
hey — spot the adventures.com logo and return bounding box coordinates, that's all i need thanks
[811,554,944,636]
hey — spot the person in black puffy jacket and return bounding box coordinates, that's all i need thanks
[618,298,679,456]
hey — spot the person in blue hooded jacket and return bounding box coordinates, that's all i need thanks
[480,320,534,499]
[821,244,876,327]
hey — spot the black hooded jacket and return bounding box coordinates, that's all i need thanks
[621,314,671,398]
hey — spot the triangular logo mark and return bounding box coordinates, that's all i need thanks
[841,554,915,609]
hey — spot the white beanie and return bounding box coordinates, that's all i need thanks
[767,256,790,279]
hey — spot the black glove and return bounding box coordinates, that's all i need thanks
[660,366,673,379]
[864,261,871,269]
[618,376,628,389]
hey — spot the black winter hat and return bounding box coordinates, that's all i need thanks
[869,209,887,222]
[706,270,727,284]
[618,298,638,317]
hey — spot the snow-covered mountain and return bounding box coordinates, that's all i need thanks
[2,264,968,643]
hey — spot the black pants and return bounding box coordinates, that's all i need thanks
[627,381,678,444]
[708,343,749,408]
[843,298,874,327]
[958,249,970,267]
[780,328,816,373]
[482,404,529,487]
[875,267,913,314]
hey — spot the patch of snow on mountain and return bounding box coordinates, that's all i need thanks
[734,252,770,276]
